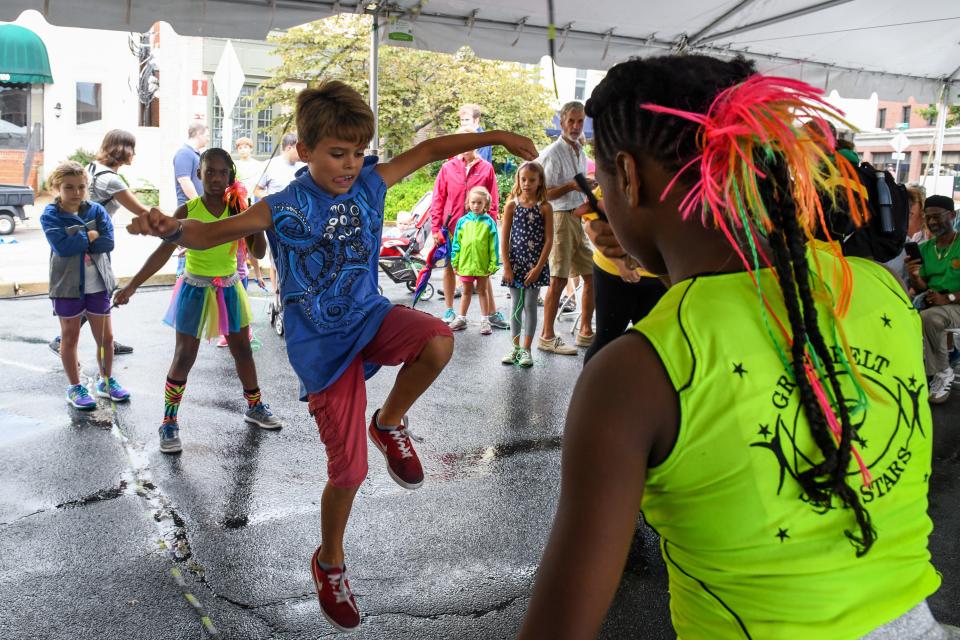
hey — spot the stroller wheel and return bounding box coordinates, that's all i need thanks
[273,311,284,336]
[421,283,435,301]
[406,280,416,292]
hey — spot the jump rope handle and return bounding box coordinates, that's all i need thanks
[573,173,606,222]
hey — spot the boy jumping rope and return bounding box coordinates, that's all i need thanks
[128,80,537,632]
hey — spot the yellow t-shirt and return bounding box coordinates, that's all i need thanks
[635,248,939,638]
[183,197,239,277]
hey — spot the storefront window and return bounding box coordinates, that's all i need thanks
[76,82,102,125]
[0,83,30,149]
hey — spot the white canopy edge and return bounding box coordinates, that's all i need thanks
[2,0,956,102]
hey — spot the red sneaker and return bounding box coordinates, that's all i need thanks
[368,410,424,489]
[310,546,361,633]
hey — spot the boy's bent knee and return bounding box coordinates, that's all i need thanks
[422,334,453,369]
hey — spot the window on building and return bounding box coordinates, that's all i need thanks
[901,105,911,126]
[877,108,886,129]
[574,68,588,102]
[920,151,960,176]
[871,151,911,183]
[76,82,102,125]
[212,84,274,156]
[0,84,30,149]
[256,102,273,155]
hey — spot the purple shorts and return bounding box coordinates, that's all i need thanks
[52,291,112,318]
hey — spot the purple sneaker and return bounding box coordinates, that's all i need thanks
[96,376,130,402]
[66,384,97,410]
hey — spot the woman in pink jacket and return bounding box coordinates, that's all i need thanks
[430,128,504,327]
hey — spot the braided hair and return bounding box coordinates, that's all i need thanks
[586,55,876,555]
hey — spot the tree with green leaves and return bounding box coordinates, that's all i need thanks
[256,14,555,162]
[916,104,960,128]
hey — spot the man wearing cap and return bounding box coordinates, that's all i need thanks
[905,195,960,403]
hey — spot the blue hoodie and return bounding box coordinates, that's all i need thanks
[40,200,116,298]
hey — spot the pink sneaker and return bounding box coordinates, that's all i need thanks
[311,546,361,632]
[216,335,229,348]
[368,411,424,489]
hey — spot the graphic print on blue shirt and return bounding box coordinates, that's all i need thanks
[266,158,394,398]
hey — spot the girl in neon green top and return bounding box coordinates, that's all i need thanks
[115,149,281,453]
[520,55,951,639]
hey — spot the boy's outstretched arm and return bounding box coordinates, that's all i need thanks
[127,200,273,249]
[376,131,537,188]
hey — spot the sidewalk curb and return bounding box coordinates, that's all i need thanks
[0,273,179,299]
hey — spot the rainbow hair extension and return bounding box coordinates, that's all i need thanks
[223,181,250,263]
[642,74,874,487]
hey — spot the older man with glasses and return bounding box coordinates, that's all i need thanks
[905,195,960,403]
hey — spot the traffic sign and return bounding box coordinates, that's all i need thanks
[891,152,906,160]
[213,40,245,151]
[890,132,910,152]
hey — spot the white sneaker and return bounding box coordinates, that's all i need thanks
[479,318,492,335]
[537,335,578,355]
[449,316,467,331]
[929,368,955,404]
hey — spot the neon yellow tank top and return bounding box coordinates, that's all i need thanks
[183,197,238,277]
[634,248,940,639]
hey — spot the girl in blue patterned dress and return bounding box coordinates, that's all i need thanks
[500,162,553,367]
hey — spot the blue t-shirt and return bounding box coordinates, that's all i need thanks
[475,126,493,164]
[265,157,393,399]
[173,144,203,206]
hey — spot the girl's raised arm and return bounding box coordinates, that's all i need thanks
[128,200,273,249]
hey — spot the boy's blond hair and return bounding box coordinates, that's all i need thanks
[48,161,88,191]
[467,185,492,212]
[296,80,375,150]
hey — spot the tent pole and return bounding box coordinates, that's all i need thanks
[369,11,380,157]
[931,82,948,188]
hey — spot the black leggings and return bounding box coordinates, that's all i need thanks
[584,265,668,364]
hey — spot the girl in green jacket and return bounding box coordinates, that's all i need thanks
[449,186,500,334]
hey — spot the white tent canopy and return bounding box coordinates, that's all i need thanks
[2,0,958,101]
[3,1,958,180]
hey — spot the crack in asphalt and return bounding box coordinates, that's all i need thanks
[369,593,526,622]
[0,509,46,526]
[0,334,50,345]
[55,481,128,509]
[89,384,223,640]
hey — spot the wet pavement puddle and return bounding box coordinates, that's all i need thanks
[427,435,563,481]
[0,409,58,444]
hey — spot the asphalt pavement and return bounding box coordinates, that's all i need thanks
[0,279,957,640]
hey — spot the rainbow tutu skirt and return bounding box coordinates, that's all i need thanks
[163,272,252,340]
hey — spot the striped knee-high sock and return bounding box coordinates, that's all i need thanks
[243,387,261,409]
[163,377,187,424]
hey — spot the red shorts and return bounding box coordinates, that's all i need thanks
[307,305,452,488]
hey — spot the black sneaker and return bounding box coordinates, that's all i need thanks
[113,341,134,355]
[49,336,61,355]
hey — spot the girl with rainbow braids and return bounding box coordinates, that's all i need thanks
[520,55,951,639]
[115,148,282,452]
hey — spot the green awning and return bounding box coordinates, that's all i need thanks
[0,24,52,84]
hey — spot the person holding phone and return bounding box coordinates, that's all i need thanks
[905,195,960,403]
[536,102,595,354]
